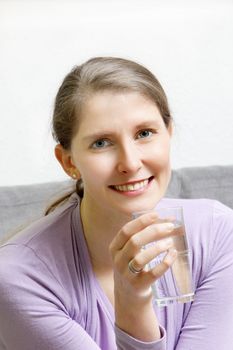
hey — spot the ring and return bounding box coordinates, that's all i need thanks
[128,259,143,275]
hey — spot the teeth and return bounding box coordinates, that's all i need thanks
[114,179,149,192]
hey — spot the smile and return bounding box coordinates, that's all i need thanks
[110,176,154,192]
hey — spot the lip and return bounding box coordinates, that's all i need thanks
[109,176,154,196]
[110,176,153,187]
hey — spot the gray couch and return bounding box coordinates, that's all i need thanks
[1,165,233,242]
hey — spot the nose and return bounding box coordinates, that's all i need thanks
[116,142,142,175]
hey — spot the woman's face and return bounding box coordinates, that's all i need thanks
[70,91,172,216]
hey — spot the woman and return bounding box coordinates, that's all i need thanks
[0,57,233,349]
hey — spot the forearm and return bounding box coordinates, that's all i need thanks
[114,289,161,342]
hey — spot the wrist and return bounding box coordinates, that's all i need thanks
[114,293,161,341]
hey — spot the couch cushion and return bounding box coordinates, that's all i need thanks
[0,181,74,240]
[0,165,233,240]
[166,165,233,209]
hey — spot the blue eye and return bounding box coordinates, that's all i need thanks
[137,130,153,139]
[92,139,111,149]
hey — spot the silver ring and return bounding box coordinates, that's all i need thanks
[128,259,143,275]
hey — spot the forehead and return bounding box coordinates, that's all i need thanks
[78,91,163,129]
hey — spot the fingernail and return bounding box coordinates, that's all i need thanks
[165,223,175,232]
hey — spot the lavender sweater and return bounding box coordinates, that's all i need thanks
[0,193,233,349]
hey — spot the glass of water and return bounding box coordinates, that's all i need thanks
[133,206,194,307]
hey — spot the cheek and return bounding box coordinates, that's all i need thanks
[77,154,115,181]
[148,142,171,168]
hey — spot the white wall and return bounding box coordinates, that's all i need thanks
[1,0,233,186]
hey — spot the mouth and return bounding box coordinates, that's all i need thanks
[109,176,154,193]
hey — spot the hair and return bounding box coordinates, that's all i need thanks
[46,56,172,214]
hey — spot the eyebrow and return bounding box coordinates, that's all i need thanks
[83,132,114,142]
[83,120,161,142]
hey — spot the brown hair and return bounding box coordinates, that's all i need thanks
[46,57,172,214]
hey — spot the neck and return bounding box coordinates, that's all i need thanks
[80,197,130,271]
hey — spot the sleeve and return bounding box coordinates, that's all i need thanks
[175,201,233,350]
[0,244,166,350]
[115,325,166,350]
[0,244,102,350]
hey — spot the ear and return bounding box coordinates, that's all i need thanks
[54,144,81,180]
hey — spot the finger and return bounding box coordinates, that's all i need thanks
[145,249,178,284]
[128,237,174,273]
[122,222,175,259]
[109,212,158,253]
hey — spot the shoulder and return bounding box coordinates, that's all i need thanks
[161,198,233,285]
[0,193,82,293]
[160,197,233,245]
[159,197,233,228]
[0,193,86,320]
[2,192,81,248]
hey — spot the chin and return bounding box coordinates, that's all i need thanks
[115,195,163,218]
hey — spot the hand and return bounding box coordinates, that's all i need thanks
[109,211,177,301]
[109,211,177,341]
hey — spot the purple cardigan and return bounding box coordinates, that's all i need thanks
[0,193,233,349]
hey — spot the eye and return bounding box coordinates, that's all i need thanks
[137,129,154,139]
[91,139,112,149]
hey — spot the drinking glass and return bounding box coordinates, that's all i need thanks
[133,206,194,306]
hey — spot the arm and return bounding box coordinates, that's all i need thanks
[176,201,233,349]
[0,244,102,350]
[109,211,177,349]
[0,243,166,350]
